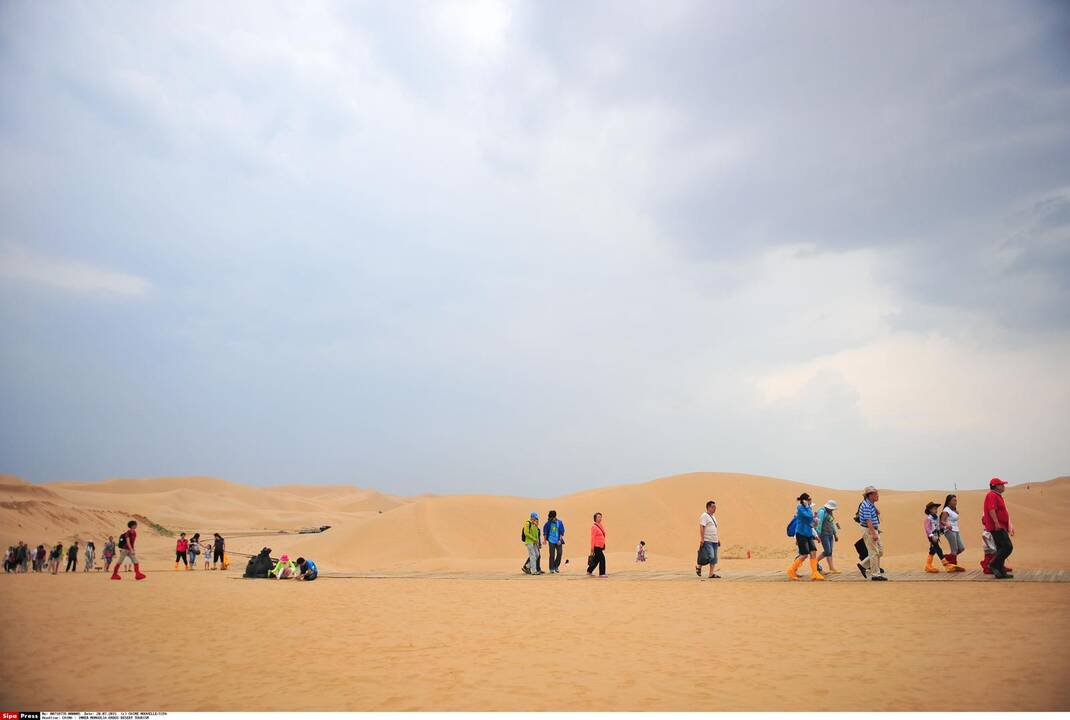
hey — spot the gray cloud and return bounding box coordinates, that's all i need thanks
[1,1,1067,493]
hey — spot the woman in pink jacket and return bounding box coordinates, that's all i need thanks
[587,512,607,577]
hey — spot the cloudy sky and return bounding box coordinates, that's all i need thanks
[1,1,1068,495]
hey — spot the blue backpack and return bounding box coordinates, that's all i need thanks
[786,517,798,537]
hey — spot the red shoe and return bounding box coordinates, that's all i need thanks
[110,572,121,580]
[133,563,147,580]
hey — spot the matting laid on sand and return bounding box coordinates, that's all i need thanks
[303,568,1070,582]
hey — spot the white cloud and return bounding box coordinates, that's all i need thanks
[0,243,151,297]
[754,331,1070,434]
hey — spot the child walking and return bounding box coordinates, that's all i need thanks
[923,502,953,573]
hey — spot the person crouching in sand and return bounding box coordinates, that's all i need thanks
[295,557,318,581]
[272,554,296,579]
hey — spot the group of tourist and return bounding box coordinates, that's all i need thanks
[3,538,127,575]
[519,477,1019,581]
[3,523,233,579]
[789,477,1016,581]
[172,532,227,570]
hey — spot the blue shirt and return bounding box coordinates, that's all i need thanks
[858,499,879,527]
[302,560,317,576]
[795,503,816,538]
[543,519,564,545]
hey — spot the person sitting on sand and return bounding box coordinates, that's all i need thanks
[272,554,296,579]
[788,494,824,581]
[295,557,318,581]
[923,502,954,573]
[636,540,647,562]
[815,500,840,574]
[696,501,720,579]
[939,495,966,572]
[586,512,607,577]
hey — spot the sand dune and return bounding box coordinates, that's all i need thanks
[2,470,1068,712]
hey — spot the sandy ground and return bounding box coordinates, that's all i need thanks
[1,566,1068,711]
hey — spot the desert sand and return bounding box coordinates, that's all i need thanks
[2,471,1069,711]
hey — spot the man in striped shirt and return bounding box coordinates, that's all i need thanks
[857,486,887,581]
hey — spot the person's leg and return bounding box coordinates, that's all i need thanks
[597,547,606,576]
[528,545,540,574]
[863,531,882,576]
[708,543,719,577]
[789,536,808,579]
[991,529,1013,576]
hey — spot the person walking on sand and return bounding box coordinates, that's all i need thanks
[983,478,1014,580]
[211,533,225,570]
[788,494,824,581]
[34,544,46,573]
[543,510,565,573]
[188,533,201,569]
[923,502,953,573]
[857,486,887,581]
[636,541,647,562]
[940,495,966,572]
[522,512,543,575]
[815,500,840,574]
[102,537,116,572]
[84,541,95,572]
[696,500,721,579]
[112,520,147,580]
[65,542,79,572]
[586,512,607,577]
[175,533,189,571]
[49,543,62,574]
[203,540,212,570]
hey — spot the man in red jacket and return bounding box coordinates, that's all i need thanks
[983,478,1014,580]
[112,519,147,581]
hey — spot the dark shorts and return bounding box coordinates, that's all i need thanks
[303,570,318,581]
[213,548,224,562]
[795,534,817,556]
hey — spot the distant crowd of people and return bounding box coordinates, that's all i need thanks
[2,522,232,579]
[518,477,1019,581]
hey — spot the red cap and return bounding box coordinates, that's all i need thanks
[990,477,1008,486]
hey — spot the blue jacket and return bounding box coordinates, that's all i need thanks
[543,519,564,544]
[795,503,817,538]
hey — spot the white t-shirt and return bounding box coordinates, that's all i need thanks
[943,507,960,532]
[700,512,719,543]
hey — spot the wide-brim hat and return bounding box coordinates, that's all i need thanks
[863,485,878,495]
[824,500,838,510]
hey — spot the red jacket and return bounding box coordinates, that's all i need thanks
[176,538,189,553]
[590,521,606,549]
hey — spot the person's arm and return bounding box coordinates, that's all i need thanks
[699,519,706,545]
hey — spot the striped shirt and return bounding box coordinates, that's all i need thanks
[858,499,879,527]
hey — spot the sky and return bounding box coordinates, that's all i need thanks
[1,1,1068,496]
